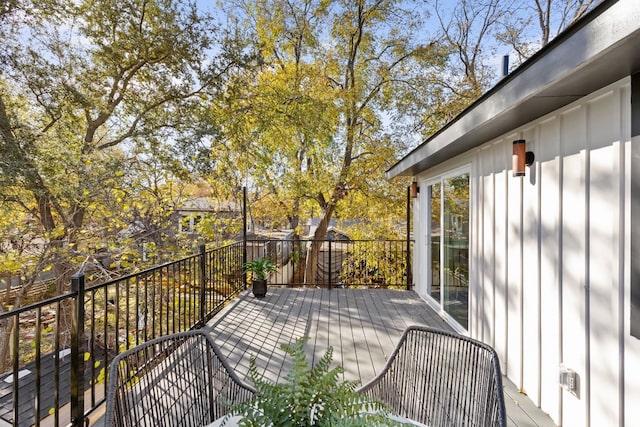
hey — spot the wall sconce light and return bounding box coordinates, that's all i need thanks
[410,180,420,198]
[512,139,535,177]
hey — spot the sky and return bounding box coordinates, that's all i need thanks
[195,0,538,86]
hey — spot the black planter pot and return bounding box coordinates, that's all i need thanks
[252,279,267,298]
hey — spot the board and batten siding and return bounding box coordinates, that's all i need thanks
[413,77,638,426]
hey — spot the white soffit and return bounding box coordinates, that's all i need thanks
[388,0,640,178]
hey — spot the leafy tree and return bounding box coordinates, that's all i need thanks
[218,0,444,284]
[213,0,336,239]
[0,0,250,297]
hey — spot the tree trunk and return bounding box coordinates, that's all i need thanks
[0,284,28,374]
[3,274,11,304]
[304,204,335,285]
[0,310,14,374]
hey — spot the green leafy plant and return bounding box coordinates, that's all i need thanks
[224,337,408,426]
[243,257,277,281]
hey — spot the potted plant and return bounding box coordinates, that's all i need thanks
[243,256,277,298]
[222,337,408,426]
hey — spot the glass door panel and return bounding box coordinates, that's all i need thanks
[429,183,441,302]
[442,173,469,329]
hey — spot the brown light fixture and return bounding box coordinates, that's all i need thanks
[512,139,534,177]
[410,180,419,198]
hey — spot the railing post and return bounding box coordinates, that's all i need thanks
[199,244,207,324]
[70,273,85,427]
[407,185,412,291]
[243,186,248,290]
[328,239,332,290]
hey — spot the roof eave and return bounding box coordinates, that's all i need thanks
[388,0,640,179]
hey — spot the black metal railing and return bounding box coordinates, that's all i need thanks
[0,238,412,426]
[0,242,245,427]
[246,239,413,289]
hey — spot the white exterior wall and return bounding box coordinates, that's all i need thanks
[412,77,637,426]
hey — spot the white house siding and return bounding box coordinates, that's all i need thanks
[538,116,561,422]
[627,135,640,427]
[413,77,634,426]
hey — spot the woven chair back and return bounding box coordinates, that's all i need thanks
[358,326,506,427]
[103,330,254,427]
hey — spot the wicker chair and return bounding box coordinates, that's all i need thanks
[358,326,507,427]
[103,329,255,427]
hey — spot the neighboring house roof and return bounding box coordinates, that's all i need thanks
[387,0,640,178]
[308,218,360,229]
[177,197,242,213]
[0,346,108,427]
[305,218,360,239]
[251,228,295,240]
[325,227,350,241]
[118,220,146,237]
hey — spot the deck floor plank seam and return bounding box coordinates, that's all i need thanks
[257,289,289,382]
[346,290,364,381]
[361,291,393,368]
[332,289,344,380]
[312,288,328,367]
[276,288,313,382]
[352,290,378,381]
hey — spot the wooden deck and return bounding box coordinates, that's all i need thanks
[207,288,556,427]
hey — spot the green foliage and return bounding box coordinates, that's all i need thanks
[225,337,406,426]
[243,257,277,281]
[0,0,252,296]
[195,214,243,246]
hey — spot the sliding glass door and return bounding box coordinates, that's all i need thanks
[427,172,469,329]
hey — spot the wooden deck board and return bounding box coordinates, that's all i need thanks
[207,288,555,427]
[503,377,557,427]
